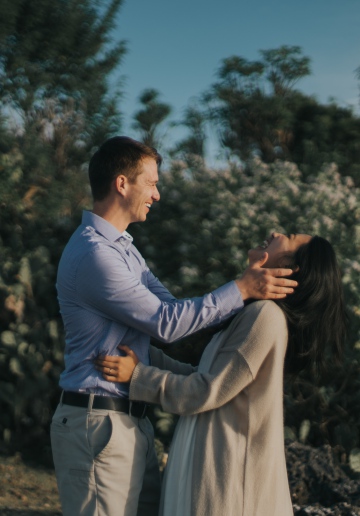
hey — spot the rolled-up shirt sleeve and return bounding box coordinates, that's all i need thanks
[76,246,243,343]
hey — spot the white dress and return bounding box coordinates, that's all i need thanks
[159,331,224,516]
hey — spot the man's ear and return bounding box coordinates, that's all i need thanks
[114,175,127,196]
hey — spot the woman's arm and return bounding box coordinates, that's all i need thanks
[130,351,252,416]
[149,346,197,375]
[129,301,287,416]
[96,301,287,416]
[95,345,197,382]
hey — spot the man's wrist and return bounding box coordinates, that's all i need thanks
[211,281,244,316]
[235,278,249,301]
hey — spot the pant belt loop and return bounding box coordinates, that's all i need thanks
[59,390,64,407]
[87,393,95,413]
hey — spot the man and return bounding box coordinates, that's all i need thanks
[51,136,297,516]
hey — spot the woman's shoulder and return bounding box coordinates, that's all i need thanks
[221,301,288,374]
[242,300,287,336]
[223,300,287,344]
[245,299,285,319]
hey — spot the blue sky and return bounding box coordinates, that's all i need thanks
[112,0,360,159]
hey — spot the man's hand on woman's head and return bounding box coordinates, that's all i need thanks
[94,345,139,383]
[236,252,298,301]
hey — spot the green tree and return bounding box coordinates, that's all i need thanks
[0,0,127,253]
[207,47,308,162]
[0,0,125,135]
[260,45,311,97]
[0,0,127,457]
[289,97,360,181]
[132,88,172,150]
[171,103,207,163]
[207,45,360,178]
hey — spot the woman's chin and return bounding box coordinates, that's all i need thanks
[248,248,264,265]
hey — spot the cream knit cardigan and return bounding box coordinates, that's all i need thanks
[130,300,294,516]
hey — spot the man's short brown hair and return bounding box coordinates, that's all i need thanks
[88,136,162,201]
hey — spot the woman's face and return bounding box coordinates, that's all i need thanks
[248,232,312,268]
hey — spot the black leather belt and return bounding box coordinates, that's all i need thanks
[62,391,148,418]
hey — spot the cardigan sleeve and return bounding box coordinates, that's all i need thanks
[130,301,287,416]
[149,346,197,376]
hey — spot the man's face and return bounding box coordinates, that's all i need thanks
[123,157,160,225]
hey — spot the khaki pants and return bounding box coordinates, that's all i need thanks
[51,396,161,516]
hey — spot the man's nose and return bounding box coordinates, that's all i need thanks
[153,187,160,201]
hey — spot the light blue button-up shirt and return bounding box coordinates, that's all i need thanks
[56,211,244,397]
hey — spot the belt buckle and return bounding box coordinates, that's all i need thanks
[129,401,147,419]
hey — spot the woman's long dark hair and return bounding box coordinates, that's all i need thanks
[277,236,347,377]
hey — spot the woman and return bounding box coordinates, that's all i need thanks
[95,233,346,516]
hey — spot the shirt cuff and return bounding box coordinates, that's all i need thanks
[211,280,244,320]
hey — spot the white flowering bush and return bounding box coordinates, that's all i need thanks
[1,150,360,461]
[132,157,360,456]
[136,157,360,315]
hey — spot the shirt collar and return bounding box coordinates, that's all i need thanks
[82,211,133,249]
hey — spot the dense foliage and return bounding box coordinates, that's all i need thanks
[205,46,360,182]
[0,0,125,457]
[131,159,360,458]
[0,0,359,475]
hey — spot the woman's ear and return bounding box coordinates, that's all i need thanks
[278,252,296,270]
